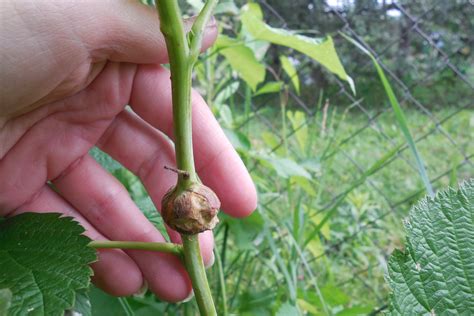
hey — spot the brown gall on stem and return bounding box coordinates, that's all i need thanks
[161,183,220,234]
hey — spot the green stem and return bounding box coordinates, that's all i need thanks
[182,235,217,316]
[214,248,228,315]
[155,1,218,315]
[156,0,195,188]
[89,240,183,257]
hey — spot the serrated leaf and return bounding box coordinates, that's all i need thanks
[387,180,474,315]
[0,213,97,316]
[241,3,354,93]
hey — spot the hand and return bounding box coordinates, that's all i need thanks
[0,0,257,302]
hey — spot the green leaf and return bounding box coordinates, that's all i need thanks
[216,35,265,91]
[287,111,308,153]
[280,56,300,94]
[71,290,92,316]
[241,3,354,93]
[0,213,97,316]
[222,211,264,250]
[261,156,311,179]
[297,298,319,314]
[214,81,239,106]
[276,302,300,316]
[89,286,128,316]
[223,128,251,151]
[0,289,12,315]
[387,180,474,315]
[309,212,331,240]
[291,176,317,197]
[89,147,122,172]
[307,235,324,258]
[335,306,374,315]
[254,81,283,96]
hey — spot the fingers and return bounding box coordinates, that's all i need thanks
[12,186,144,297]
[78,1,218,64]
[51,154,199,302]
[0,62,135,215]
[97,110,214,263]
[129,65,257,217]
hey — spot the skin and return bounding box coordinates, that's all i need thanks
[0,0,257,302]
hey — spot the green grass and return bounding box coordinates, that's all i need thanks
[91,106,472,315]
[227,106,473,313]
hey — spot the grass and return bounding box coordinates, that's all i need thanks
[91,104,472,314]
[236,105,472,313]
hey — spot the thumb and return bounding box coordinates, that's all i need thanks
[79,0,218,64]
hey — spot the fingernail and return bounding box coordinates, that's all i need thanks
[181,290,194,303]
[205,252,215,269]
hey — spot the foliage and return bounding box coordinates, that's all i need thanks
[2,0,473,315]
[387,180,474,315]
[0,213,96,316]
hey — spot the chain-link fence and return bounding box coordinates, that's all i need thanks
[215,0,473,312]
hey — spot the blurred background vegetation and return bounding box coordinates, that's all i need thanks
[91,0,473,314]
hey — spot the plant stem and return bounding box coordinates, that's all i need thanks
[214,248,228,315]
[156,0,196,189]
[89,240,183,257]
[155,1,218,315]
[182,235,217,315]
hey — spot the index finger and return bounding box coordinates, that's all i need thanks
[130,65,257,218]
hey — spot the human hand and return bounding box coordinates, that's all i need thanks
[0,0,257,302]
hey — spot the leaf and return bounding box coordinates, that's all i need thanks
[254,81,283,96]
[276,302,300,316]
[262,156,311,179]
[291,176,317,197]
[214,0,240,15]
[216,35,265,91]
[335,306,374,315]
[241,3,354,93]
[287,111,308,153]
[222,211,264,250]
[280,56,300,94]
[301,284,350,310]
[309,212,331,240]
[71,290,92,316]
[223,128,251,151]
[218,104,234,128]
[89,147,122,172]
[307,235,324,258]
[214,81,239,105]
[0,213,97,316]
[0,289,12,315]
[297,298,319,314]
[387,180,474,315]
[89,286,127,316]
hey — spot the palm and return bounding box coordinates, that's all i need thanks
[0,0,256,302]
